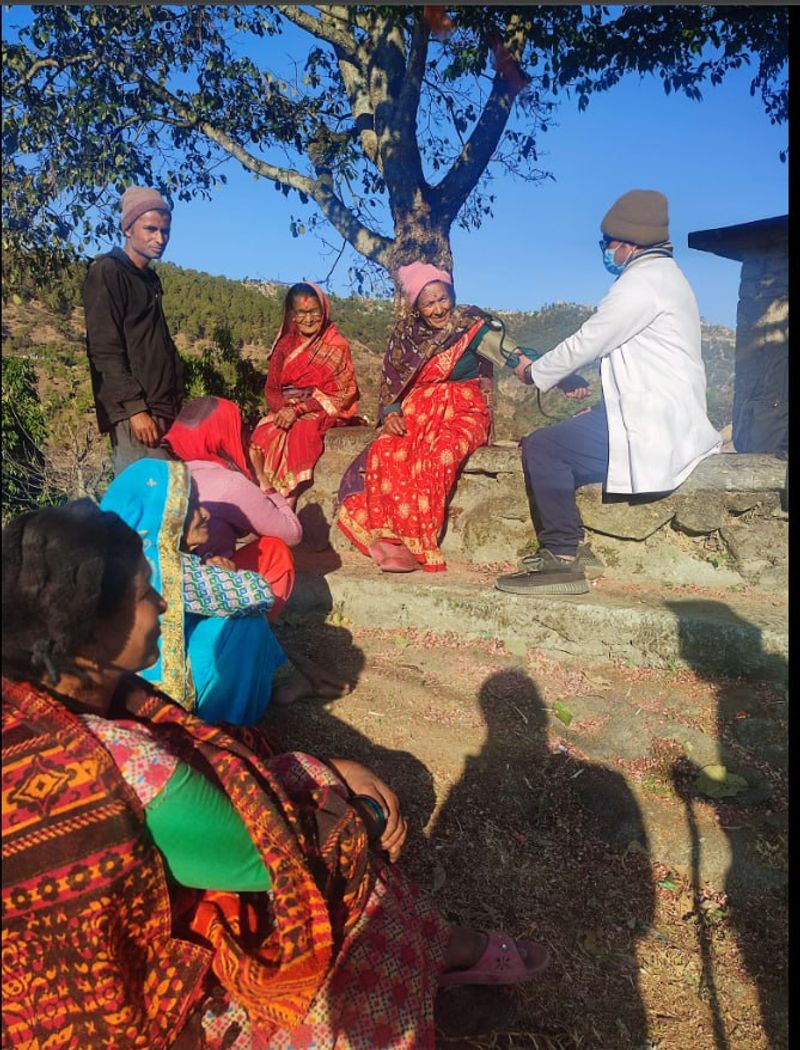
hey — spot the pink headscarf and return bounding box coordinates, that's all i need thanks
[396,262,453,307]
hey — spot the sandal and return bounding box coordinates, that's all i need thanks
[439,931,549,987]
[369,540,419,573]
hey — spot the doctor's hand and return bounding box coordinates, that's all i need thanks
[557,372,591,399]
[327,758,408,862]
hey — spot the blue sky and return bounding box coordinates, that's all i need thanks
[4,7,788,328]
[158,41,788,329]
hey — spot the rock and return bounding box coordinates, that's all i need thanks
[672,493,728,535]
[577,487,676,540]
[461,517,532,564]
[724,492,762,515]
[455,499,532,563]
[677,453,787,494]
[662,724,723,768]
[720,518,788,580]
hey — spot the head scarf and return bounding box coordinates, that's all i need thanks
[264,282,355,416]
[378,293,485,419]
[395,262,453,307]
[164,397,254,479]
[273,281,332,359]
[100,460,193,708]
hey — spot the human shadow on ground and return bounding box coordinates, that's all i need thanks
[427,668,656,1047]
[666,600,788,1050]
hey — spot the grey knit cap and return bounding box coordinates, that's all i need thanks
[601,190,669,246]
[120,187,171,231]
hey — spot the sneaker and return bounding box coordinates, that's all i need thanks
[496,549,589,595]
[518,543,604,580]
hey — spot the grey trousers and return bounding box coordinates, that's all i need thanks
[109,415,175,475]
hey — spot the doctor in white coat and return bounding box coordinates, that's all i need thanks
[497,189,721,596]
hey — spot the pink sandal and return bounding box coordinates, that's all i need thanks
[368,540,419,573]
[439,931,550,988]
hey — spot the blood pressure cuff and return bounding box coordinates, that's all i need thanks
[469,319,542,371]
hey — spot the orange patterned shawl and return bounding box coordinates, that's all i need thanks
[2,675,372,1046]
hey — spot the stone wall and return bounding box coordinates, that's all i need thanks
[732,251,788,454]
[298,429,788,592]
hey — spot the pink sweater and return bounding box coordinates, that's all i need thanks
[186,460,303,558]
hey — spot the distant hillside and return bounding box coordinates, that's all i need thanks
[2,258,735,505]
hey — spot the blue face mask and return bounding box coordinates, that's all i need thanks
[602,246,625,276]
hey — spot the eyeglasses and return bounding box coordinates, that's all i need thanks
[598,237,614,251]
[292,309,322,320]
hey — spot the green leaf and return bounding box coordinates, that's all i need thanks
[553,701,573,728]
[658,880,677,891]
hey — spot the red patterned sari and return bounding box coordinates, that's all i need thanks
[251,284,359,497]
[337,318,491,571]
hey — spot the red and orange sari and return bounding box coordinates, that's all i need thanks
[337,308,492,572]
[250,284,359,497]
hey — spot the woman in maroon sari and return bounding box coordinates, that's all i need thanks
[336,263,494,573]
[250,283,359,508]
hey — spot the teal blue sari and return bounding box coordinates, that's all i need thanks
[100,459,286,724]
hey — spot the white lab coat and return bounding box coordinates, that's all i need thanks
[527,254,721,494]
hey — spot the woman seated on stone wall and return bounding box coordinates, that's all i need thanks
[2,500,549,1049]
[336,262,496,573]
[164,396,302,618]
[250,282,360,509]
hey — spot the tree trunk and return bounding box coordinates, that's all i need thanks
[390,199,454,279]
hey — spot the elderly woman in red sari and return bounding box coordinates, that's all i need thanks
[336,263,494,573]
[250,282,359,508]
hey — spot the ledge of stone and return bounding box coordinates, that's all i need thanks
[298,429,787,590]
[322,428,786,492]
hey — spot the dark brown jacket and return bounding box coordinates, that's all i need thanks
[83,248,184,432]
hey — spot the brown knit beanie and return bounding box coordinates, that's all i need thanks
[601,189,669,246]
[120,187,171,231]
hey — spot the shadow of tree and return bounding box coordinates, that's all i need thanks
[666,600,788,1050]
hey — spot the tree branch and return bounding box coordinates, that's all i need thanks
[275,4,357,60]
[13,51,99,87]
[128,68,393,266]
[432,16,528,225]
[395,15,428,135]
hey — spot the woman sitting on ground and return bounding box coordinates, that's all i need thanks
[2,501,549,1049]
[100,459,341,724]
[250,282,359,508]
[164,396,302,617]
[336,262,494,573]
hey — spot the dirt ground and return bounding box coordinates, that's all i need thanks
[270,615,787,1050]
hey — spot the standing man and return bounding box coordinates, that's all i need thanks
[496,189,721,596]
[83,186,184,474]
